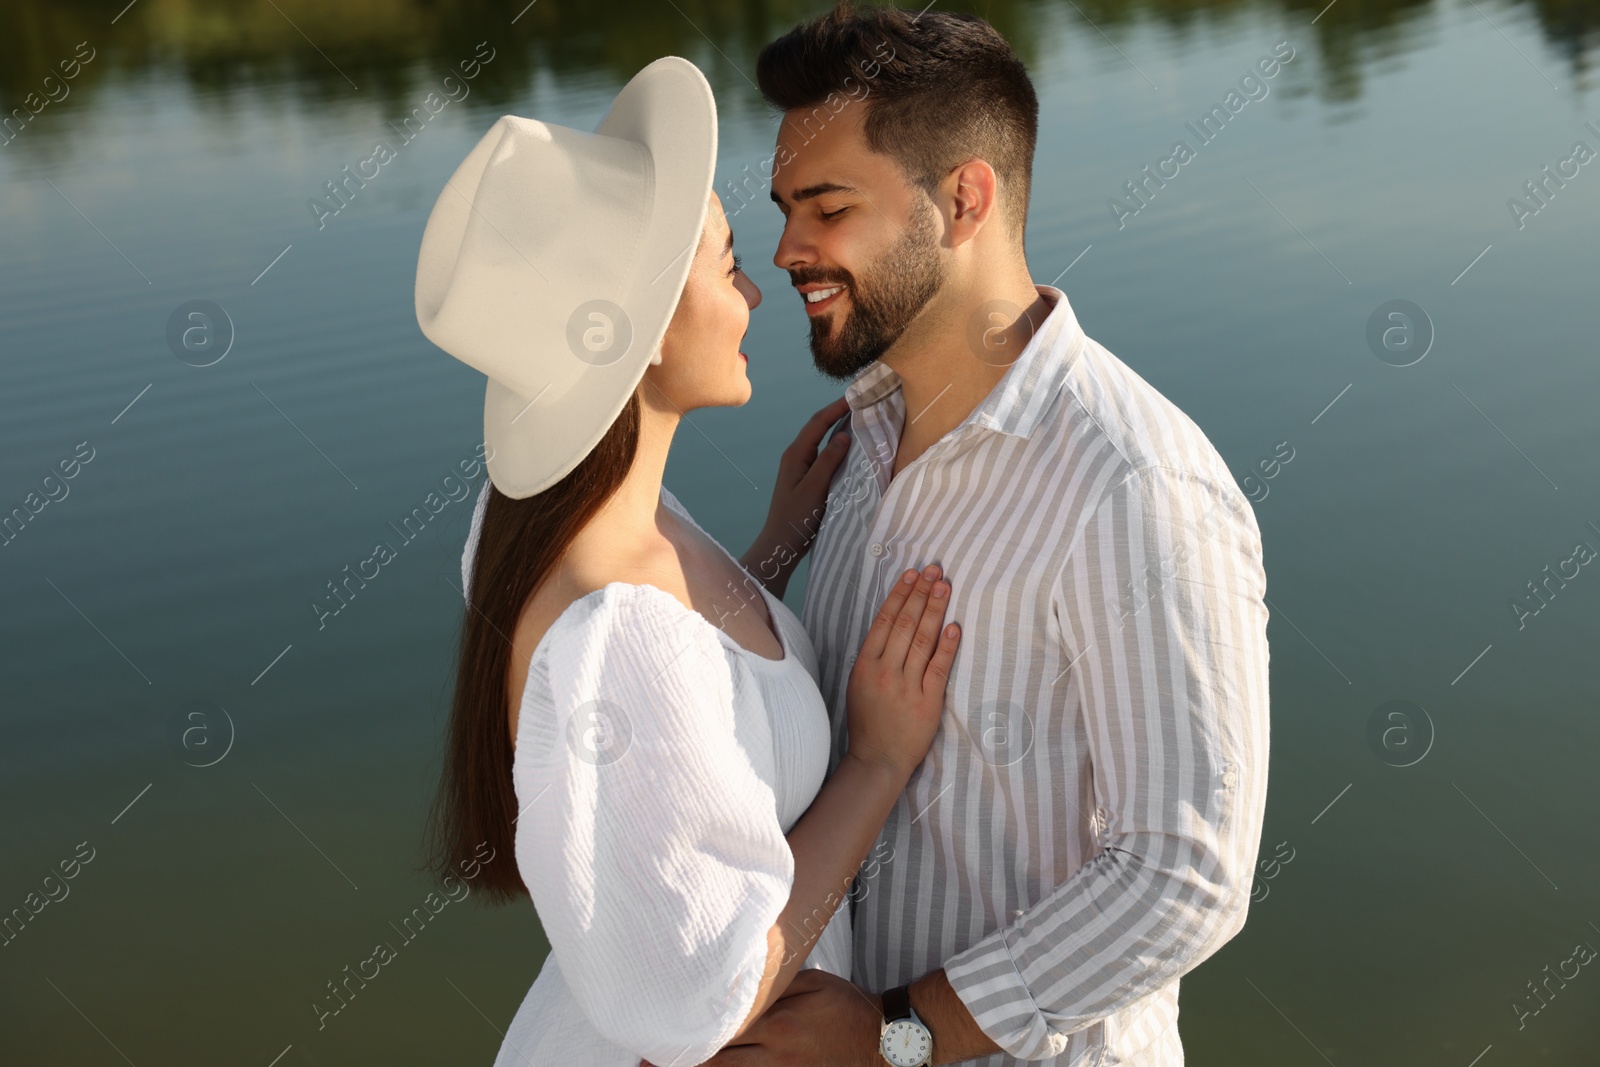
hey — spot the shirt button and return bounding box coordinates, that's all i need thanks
[1223,771,1237,787]
[869,542,884,556]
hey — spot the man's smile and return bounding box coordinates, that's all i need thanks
[797,282,848,316]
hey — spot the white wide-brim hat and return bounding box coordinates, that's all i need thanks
[415,56,717,499]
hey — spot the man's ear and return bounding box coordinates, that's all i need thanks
[949,159,1002,234]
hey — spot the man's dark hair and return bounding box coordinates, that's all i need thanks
[756,1,1039,240]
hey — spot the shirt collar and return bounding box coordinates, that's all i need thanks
[842,284,1086,441]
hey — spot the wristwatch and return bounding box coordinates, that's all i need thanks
[878,983,933,1067]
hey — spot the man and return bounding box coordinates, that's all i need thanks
[707,4,1271,1066]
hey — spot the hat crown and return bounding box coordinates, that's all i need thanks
[416,115,656,405]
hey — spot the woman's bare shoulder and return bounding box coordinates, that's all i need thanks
[543,539,691,621]
[506,549,693,738]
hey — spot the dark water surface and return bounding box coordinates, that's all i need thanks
[3,0,1598,1064]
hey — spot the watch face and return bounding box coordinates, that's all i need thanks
[880,1019,932,1067]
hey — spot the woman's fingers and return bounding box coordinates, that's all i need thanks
[905,575,953,675]
[785,396,850,459]
[859,567,922,663]
[922,617,961,699]
[798,424,852,493]
[881,566,941,670]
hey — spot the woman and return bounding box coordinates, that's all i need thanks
[413,57,961,1067]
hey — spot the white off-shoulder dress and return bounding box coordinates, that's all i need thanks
[459,480,853,1067]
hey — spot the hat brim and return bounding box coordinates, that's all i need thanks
[484,56,717,499]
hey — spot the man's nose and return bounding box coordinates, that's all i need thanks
[772,220,812,273]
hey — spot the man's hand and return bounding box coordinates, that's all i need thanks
[644,969,884,1067]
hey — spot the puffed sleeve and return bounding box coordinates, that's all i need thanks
[516,582,791,1067]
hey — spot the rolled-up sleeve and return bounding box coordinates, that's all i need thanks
[944,465,1271,1059]
[519,583,790,1067]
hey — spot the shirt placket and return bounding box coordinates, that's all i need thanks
[852,397,907,636]
[853,407,970,647]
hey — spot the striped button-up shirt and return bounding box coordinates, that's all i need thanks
[799,284,1271,1066]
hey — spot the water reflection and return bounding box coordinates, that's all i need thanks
[5,0,1598,165]
[4,0,1600,1064]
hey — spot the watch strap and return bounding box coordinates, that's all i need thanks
[881,983,912,1023]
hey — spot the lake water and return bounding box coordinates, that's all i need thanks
[3,0,1598,1063]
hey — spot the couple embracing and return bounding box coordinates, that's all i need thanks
[413,4,1270,1066]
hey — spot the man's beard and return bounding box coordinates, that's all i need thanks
[803,198,944,380]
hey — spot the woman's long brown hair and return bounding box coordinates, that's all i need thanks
[423,389,643,903]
